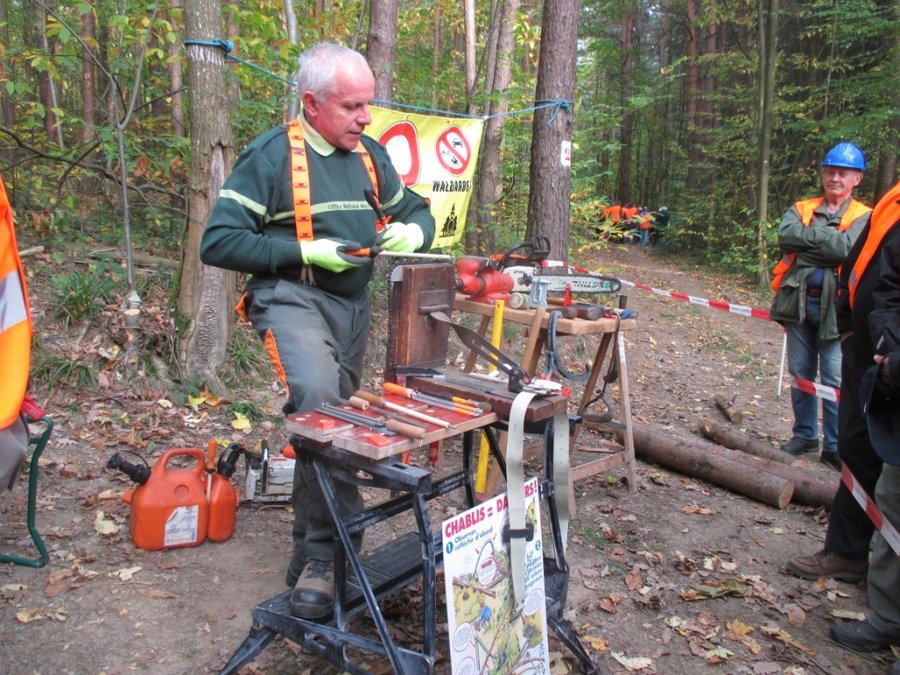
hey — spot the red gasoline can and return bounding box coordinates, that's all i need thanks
[122,447,210,551]
[207,472,239,543]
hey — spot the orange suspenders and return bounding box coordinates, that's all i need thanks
[236,121,381,317]
[285,119,379,242]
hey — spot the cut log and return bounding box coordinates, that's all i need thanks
[714,393,743,424]
[696,418,839,507]
[617,424,794,509]
[698,418,791,464]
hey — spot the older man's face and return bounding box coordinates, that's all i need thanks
[303,64,375,151]
[821,166,862,204]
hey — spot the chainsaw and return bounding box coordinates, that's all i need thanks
[492,238,622,309]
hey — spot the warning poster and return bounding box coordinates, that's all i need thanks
[441,477,550,674]
[367,106,483,250]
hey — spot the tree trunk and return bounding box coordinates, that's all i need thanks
[756,0,777,287]
[79,8,96,144]
[168,0,186,137]
[283,0,299,121]
[368,0,398,101]
[525,0,579,262]
[177,0,238,392]
[622,424,795,509]
[464,0,476,108]
[698,418,791,464]
[696,419,839,507]
[467,0,520,255]
[32,3,63,147]
[615,9,635,204]
[685,0,701,191]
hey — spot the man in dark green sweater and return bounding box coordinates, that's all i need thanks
[200,42,435,620]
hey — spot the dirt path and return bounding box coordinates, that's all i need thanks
[0,244,891,674]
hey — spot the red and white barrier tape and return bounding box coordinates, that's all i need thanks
[619,279,772,321]
[791,376,841,403]
[842,464,900,556]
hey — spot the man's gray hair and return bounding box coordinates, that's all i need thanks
[296,43,370,99]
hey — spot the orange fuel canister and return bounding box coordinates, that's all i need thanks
[122,447,210,551]
[207,472,239,542]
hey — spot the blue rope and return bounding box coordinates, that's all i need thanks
[183,39,297,89]
[184,39,573,122]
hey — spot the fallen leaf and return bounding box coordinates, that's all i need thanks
[2,582,27,592]
[93,510,120,536]
[231,412,251,430]
[187,395,206,411]
[582,635,608,651]
[137,589,178,599]
[113,566,142,581]
[157,398,174,409]
[787,606,806,625]
[831,609,866,621]
[611,652,653,670]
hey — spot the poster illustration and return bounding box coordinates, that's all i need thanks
[367,105,483,250]
[441,477,550,674]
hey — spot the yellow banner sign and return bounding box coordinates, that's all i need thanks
[368,106,484,249]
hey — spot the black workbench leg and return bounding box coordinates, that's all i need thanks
[218,625,277,675]
[313,460,407,674]
[410,491,438,659]
[461,430,476,506]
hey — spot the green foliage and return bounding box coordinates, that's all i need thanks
[226,328,266,375]
[229,400,266,424]
[49,265,117,327]
[31,353,98,389]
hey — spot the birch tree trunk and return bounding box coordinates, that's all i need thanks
[176,0,237,391]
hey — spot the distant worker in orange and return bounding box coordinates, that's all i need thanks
[638,206,652,247]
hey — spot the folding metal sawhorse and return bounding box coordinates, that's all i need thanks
[219,402,602,674]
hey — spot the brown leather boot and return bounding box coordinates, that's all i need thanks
[289,560,334,619]
[786,549,867,582]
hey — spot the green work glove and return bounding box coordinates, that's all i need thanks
[300,238,370,273]
[379,221,425,253]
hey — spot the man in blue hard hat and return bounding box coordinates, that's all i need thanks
[770,142,871,472]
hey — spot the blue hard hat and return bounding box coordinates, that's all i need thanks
[821,142,866,171]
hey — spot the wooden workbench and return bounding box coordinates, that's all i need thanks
[452,293,638,492]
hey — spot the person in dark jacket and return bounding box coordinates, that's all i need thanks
[770,143,871,465]
[200,43,435,620]
[825,181,900,663]
[786,181,898,591]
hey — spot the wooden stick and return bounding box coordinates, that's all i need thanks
[347,396,428,439]
[714,393,743,424]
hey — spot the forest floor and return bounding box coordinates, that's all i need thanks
[1,240,896,675]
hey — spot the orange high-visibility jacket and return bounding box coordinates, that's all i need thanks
[0,175,31,429]
[848,181,900,308]
[770,197,871,292]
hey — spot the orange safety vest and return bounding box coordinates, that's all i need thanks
[847,181,900,308]
[770,197,872,292]
[0,175,32,429]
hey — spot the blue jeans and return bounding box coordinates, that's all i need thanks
[786,295,840,450]
[639,228,650,247]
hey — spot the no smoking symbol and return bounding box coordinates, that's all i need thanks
[435,127,470,176]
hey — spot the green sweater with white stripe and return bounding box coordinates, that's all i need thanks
[200,118,435,297]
